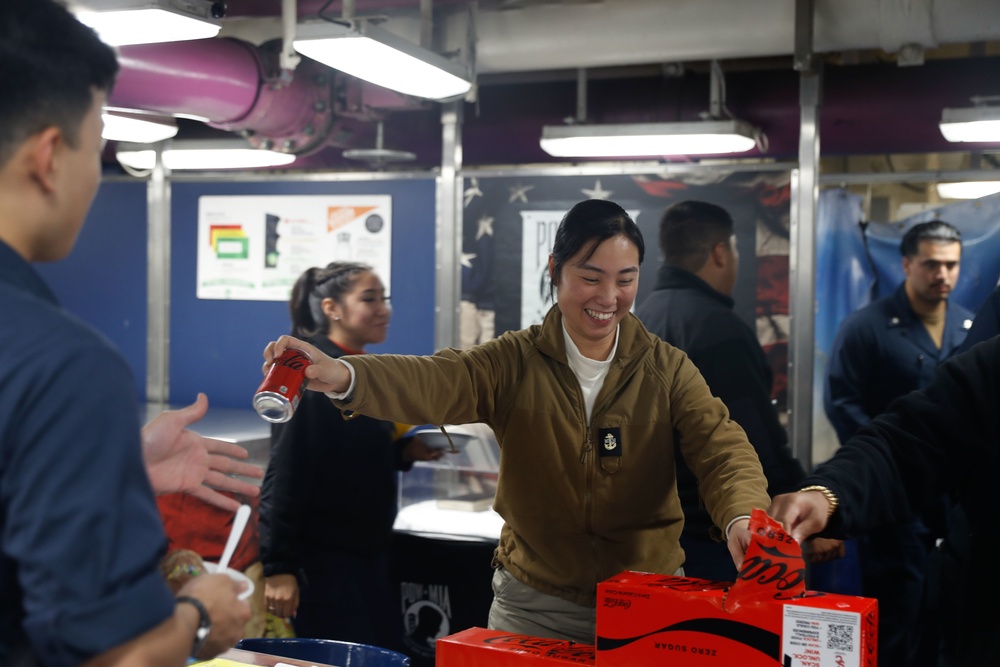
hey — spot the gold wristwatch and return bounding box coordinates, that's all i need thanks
[799,485,839,518]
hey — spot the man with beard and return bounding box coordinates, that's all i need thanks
[824,219,973,667]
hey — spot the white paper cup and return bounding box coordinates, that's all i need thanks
[204,562,254,601]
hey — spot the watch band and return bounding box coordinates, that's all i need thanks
[176,595,212,658]
[799,485,839,518]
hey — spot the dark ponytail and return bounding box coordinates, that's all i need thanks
[288,261,372,338]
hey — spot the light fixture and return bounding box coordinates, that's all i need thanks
[116,140,297,171]
[939,106,1000,143]
[936,181,1000,199]
[540,61,760,158]
[73,0,222,46]
[343,121,416,165]
[540,120,759,158]
[292,20,473,101]
[102,109,179,143]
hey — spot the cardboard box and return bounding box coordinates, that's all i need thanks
[596,510,877,667]
[436,627,595,667]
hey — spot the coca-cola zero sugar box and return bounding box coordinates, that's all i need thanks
[596,509,877,667]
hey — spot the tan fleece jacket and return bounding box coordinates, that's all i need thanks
[332,306,770,606]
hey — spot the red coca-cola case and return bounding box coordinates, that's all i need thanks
[596,510,878,667]
[436,627,595,667]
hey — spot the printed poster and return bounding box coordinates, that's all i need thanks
[197,195,391,301]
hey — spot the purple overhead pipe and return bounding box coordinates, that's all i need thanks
[110,38,337,154]
[112,39,263,125]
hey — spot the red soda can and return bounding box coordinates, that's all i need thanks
[254,348,313,423]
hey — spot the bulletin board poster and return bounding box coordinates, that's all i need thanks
[197,195,392,301]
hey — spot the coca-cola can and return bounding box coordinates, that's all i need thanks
[254,348,313,423]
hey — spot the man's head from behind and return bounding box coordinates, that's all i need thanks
[660,200,739,296]
[0,0,118,260]
[900,220,962,307]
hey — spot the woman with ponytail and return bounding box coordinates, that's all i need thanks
[259,262,442,644]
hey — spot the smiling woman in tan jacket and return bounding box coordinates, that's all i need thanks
[261,199,771,644]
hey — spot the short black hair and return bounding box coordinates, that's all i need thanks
[549,199,645,299]
[0,0,119,166]
[900,220,962,258]
[659,200,734,272]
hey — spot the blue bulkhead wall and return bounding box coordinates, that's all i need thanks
[36,178,437,409]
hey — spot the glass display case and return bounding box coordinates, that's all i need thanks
[393,423,503,541]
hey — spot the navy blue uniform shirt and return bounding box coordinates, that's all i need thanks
[0,240,175,666]
[824,282,974,444]
[636,265,805,527]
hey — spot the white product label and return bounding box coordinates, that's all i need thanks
[782,604,862,667]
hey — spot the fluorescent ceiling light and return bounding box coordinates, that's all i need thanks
[74,0,221,46]
[539,120,759,158]
[293,20,472,101]
[939,106,1000,143]
[116,141,297,171]
[102,109,179,143]
[936,181,1000,199]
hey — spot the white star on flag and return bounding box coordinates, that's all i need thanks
[464,178,483,207]
[476,216,495,241]
[582,179,613,200]
[509,184,534,203]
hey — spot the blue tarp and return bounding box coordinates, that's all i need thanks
[816,189,1000,360]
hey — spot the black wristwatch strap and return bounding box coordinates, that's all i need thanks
[176,596,212,658]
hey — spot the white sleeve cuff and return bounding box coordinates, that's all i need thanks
[324,359,356,401]
[725,515,751,540]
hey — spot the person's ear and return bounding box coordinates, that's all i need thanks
[321,297,341,322]
[710,241,728,268]
[548,254,558,286]
[27,127,62,194]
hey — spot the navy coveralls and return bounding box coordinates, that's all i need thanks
[825,282,973,667]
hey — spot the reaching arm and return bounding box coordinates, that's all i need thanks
[768,489,836,544]
[142,393,263,512]
[776,336,1000,540]
[263,336,352,394]
[80,573,251,667]
[692,336,805,495]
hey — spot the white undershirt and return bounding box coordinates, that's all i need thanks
[562,322,618,425]
[561,323,746,541]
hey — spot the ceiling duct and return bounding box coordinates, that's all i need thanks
[109,35,429,157]
[111,38,337,155]
[92,0,1000,168]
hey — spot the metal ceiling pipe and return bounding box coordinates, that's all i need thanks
[111,38,338,154]
[436,0,1000,74]
[112,39,264,124]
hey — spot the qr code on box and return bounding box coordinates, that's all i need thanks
[783,605,864,667]
[827,623,854,652]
